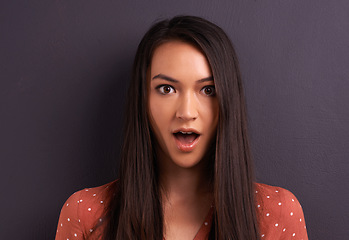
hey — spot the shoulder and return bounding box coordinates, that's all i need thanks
[254,182,303,214]
[254,183,308,239]
[55,180,117,240]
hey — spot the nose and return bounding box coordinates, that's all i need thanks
[175,92,198,121]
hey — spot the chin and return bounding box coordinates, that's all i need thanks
[171,153,204,169]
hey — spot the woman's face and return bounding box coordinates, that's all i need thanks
[148,41,219,169]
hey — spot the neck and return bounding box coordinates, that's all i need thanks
[157,151,212,203]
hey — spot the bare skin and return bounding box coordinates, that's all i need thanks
[148,41,218,240]
[160,161,213,240]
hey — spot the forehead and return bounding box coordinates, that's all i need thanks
[150,41,212,79]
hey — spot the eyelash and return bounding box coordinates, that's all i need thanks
[155,84,216,96]
[202,85,216,96]
[156,85,175,94]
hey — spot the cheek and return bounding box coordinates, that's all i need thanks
[148,96,172,135]
[148,97,175,155]
[201,98,219,127]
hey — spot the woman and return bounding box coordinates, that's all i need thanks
[55,16,308,240]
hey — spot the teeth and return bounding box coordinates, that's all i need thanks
[180,131,193,134]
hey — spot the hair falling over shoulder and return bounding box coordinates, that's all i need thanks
[102,16,260,240]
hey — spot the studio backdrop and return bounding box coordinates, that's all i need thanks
[1,0,348,239]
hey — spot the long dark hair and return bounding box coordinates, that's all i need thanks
[102,15,259,240]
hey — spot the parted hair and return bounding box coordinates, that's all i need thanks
[102,15,260,240]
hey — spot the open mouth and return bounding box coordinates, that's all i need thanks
[173,131,200,145]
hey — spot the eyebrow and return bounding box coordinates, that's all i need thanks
[152,74,214,83]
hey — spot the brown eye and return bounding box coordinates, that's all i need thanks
[202,86,215,96]
[163,86,171,93]
[158,85,175,94]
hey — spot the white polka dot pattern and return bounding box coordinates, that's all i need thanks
[55,182,112,240]
[255,183,308,240]
[55,181,308,240]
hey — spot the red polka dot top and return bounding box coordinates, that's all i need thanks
[55,181,308,240]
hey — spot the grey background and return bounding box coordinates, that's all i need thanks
[1,0,348,239]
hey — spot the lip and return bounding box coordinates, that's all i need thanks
[172,127,201,135]
[172,127,201,152]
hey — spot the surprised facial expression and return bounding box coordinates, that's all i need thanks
[148,41,219,169]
